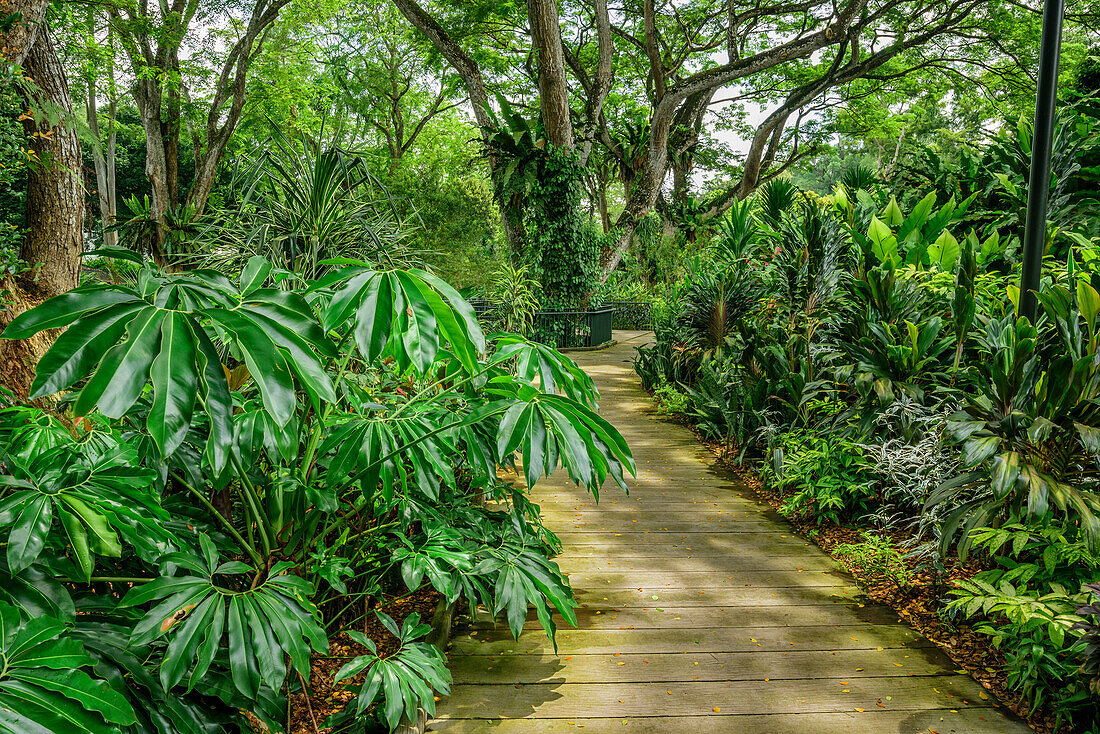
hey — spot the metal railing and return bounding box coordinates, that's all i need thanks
[468,299,615,349]
[606,300,652,330]
[531,307,614,349]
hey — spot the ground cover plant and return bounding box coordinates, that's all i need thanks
[635,99,1100,733]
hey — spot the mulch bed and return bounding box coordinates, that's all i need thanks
[286,587,443,734]
[686,433,1060,734]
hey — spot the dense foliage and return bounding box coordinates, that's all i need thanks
[0,244,633,731]
[636,101,1100,730]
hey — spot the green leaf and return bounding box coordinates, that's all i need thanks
[928,230,960,270]
[866,216,898,265]
[1077,281,1100,334]
[882,196,904,227]
[990,452,1021,500]
[77,307,166,419]
[240,256,273,294]
[352,272,395,364]
[28,302,144,399]
[205,309,295,427]
[56,509,93,582]
[148,312,198,456]
[7,495,51,574]
[227,596,260,698]
[191,324,234,473]
[2,287,141,340]
[7,668,135,725]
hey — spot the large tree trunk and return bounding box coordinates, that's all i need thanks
[19,28,82,297]
[132,79,170,261]
[0,15,84,400]
[0,0,48,65]
[527,0,573,151]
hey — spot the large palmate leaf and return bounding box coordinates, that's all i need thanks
[2,258,332,470]
[71,609,244,734]
[315,265,485,373]
[496,388,634,498]
[120,535,327,697]
[0,602,135,733]
[492,335,600,406]
[333,612,451,732]
[474,541,578,647]
[0,440,172,581]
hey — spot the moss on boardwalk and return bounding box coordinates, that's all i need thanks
[429,332,1033,733]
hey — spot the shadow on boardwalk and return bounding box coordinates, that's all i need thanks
[430,331,1033,734]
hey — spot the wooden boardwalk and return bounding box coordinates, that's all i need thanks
[429,332,1032,733]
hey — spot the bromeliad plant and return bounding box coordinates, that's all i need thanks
[0,254,634,732]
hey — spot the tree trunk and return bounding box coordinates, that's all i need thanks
[598,181,610,234]
[87,72,118,249]
[132,79,170,261]
[164,49,181,209]
[19,28,82,297]
[393,0,527,256]
[105,92,118,248]
[0,0,48,66]
[526,0,573,151]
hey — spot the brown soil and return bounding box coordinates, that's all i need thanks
[286,587,443,734]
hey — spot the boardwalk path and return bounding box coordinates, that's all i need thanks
[430,331,1031,733]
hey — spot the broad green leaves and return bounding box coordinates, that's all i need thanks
[0,602,135,733]
[475,543,578,647]
[0,443,170,581]
[121,535,328,697]
[858,191,981,271]
[334,612,450,731]
[317,265,485,373]
[496,393,633,499]
[3,262,335,470]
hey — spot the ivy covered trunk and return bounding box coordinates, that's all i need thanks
[530,148,598,310]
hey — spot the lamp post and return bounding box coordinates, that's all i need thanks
[1018,0,1066,322]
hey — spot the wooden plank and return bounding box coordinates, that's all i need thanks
[551,554,839,572]
[554,535,816,555]
[560,569,852,589]
[427,709,1032,733]
[433,676,993,719]
[449,623,931,655]
[568,585,864,608]
[553,531,812,545]
[546,520,789,533]
[465,603,899,631]
[448,647,958,684]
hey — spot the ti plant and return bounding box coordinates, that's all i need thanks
[0,254,634,732]
[926,277,1100,557]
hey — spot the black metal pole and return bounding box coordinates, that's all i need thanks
[1018,0,1066,322]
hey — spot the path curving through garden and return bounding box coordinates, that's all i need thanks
[429,332,1032,733]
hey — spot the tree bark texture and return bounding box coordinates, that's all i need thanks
[19,28,82,297]
[0,0,48,65]
[527,0,573,151]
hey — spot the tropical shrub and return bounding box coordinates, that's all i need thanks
[0,253,634,732]
[833,532,913,591]
[764,430,875,526]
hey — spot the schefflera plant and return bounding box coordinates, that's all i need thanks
[0,254,634,732]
